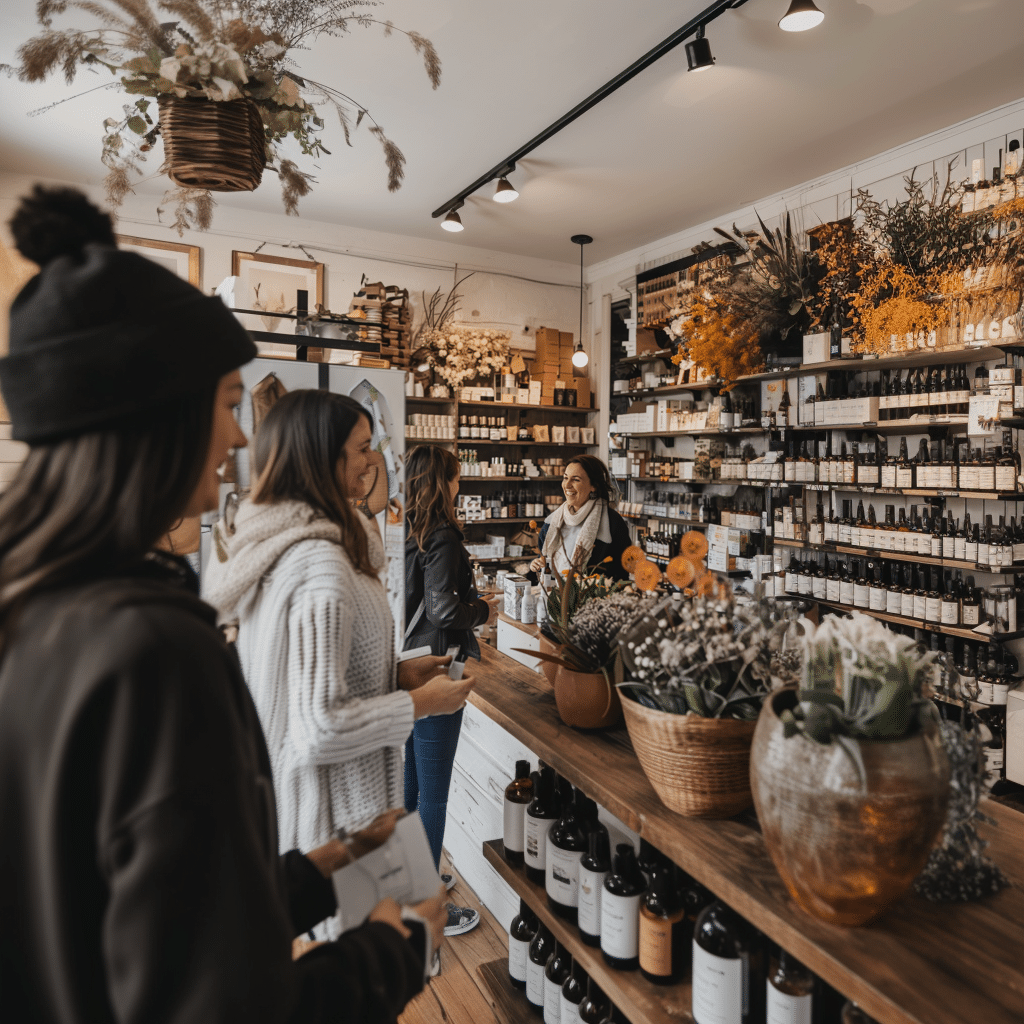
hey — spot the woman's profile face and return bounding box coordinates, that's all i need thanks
[339,415,374,498]
[184,371,247,518]
[562,462,593,510]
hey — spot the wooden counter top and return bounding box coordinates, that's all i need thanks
[495,608,548,642]
[467,643,1024,1024]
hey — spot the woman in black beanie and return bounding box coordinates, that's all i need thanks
[0,186,444,1024]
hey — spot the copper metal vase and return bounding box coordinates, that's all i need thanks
[750,689,950,927]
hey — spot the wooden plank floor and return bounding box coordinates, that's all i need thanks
[399,852,507,1024]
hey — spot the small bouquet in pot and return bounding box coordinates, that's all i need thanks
[617,595,798,719]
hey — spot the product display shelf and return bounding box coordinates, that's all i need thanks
[814,600,1024,641]
[406,395,453,406]
[454,475,566,483]
[475,959,538,1024]
[463,439,594,448]
[734,344,1013,383]
[467,644,1024,1024]
[773,537,1020,575]
[614,427,763,439]
[459,399,598,414]
[408,437,456,447]
[458,517,541,526]
[617,381,723,399]
[616,349,675,366]
[785,417,971,434]
[481,840,693,1024]
[800,485,1023,500]
[620,514,710,528]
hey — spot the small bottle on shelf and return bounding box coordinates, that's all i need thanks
[578,821,611,948]
[543,940,570,1024]
[692,900,765,1024]
[503,759,533,867]
[766,947,815,1024]
[525,767,559,886]
[560,957,587,1024]
[526,922,554,1015]
[546,786,587,923]
[638,862,688,985]
[508,897,539,990]
[577,976,610,1024]
[600,843,647,971]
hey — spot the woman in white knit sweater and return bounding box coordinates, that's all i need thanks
[205,390,473,868]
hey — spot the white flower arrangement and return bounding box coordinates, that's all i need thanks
[423,325,511,389]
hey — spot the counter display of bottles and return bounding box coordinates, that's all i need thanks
[467,644,1024,1024]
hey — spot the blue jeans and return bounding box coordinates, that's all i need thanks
[404,708,464,871]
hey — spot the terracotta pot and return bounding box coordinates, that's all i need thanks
[554,665,622,729]
[750,688,950,927]
[620,696,757,818]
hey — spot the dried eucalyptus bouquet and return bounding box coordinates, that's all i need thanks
[617,594,798,719]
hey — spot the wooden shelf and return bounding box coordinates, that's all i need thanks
[476,960,538,1024]
[787,417,970,433]
[616,381,723,398]
[458,476,564,484]
[464,440,594,448]
[459,399,599,414]
[614,427,763,439]
[814,599,1024,641]
[785,483,1022,500]
[482,840,693,1024]
[620,514,709,528]
[460,517,542,527]
[406,395,453,405]
[772,537,1018,575]
[615,349,675,366]
[467,644,1024,1024]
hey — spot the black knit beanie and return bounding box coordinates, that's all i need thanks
[0,186,256,443]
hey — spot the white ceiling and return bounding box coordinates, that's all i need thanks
[1,0,1022,265]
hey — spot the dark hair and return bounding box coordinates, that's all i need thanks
[566,454,614,502]
[0,390,216,651]
[405,445,460,550]
[251,390,377,578]
[9,184,117,266]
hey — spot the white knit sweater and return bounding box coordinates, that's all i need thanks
[204,500,414,857]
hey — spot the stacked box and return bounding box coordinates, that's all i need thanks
[572,377,591,408]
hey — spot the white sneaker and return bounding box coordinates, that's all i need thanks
[441,873,456,891]
[443,902,480,937]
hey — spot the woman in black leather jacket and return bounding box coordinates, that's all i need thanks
[403,445,495,907]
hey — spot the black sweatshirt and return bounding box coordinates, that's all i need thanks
[0,561,425,1024]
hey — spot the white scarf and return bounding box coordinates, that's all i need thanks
[542,498,611,577]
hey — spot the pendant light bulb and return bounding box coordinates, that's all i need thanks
[685,25,715,72]
[493,176,519,203]
[441,208,464,232]
[570,233,593,375]
[779,0,824,32]
[572,343,589,368]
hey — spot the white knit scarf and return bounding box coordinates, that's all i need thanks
[203,498,384,625]
[542,498,611,576]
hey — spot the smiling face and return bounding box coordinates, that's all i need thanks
[183,370,246,518]
[562,461,594,511]
[338,414,374,498]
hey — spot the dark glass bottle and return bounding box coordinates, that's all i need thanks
[560,957,587,1024]
[504,759,533,867]
[639,863,687,985]
[692,901,765,1024]
[525,767,558,885]
[547,786,587,923]
[600,843,647,971]
[508,897,539,990]
[636,838,664,888]
[526,923,554,1015]
[766,947,815,1024]
[578,976,610,1024]
[543,940,570,1024]
[578,822,611,947]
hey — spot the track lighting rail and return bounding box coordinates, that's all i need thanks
[430,0,752,220]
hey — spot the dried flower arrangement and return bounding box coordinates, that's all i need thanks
[7,0,441,231]
[685,284,765,389]
[617,595,796,719]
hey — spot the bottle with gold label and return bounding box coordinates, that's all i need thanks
[639,864,687,985]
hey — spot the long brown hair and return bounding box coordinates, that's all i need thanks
[0,390,216,651]
[405,444,460,551]
[251,389,377,578]
[566,454,614,502]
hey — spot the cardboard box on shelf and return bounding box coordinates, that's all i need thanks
[559,331,573,347]
[803,333,829,365]
[636,329,659,355]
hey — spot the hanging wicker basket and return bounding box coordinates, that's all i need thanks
[158,96,266,192]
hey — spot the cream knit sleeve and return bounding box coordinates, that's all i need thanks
[286,582,414,767]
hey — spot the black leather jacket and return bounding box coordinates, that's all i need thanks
[404,521,489,660]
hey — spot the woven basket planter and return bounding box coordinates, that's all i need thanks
[621,695,756,818]
[159,96,266,192]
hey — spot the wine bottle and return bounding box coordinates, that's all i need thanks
[578,817,610,947]
[525,767,559,885]
[578,977,610,1024]
[544,940,570,1024]
[560,957,587,1024]
[638,863,687,984]
[766,948,815,1024]
[636,839,664,888]
[508,897,539,990]
[692,900,765,1024]
[600,843,647,970]
[547,787,587,922]
[526,923,555,1016]
[841,1001,881,1024]
[504,760,534,867]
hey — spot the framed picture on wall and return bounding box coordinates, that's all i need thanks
[231,250,324,336]
[117,235,200,288]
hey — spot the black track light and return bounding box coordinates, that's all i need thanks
[493,176,519,203]
[779,0,824,32]
[685,25,715,72]
[441,205,464,232]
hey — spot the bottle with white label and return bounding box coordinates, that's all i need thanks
[547,787,587,923]
[577,976,609,1024]
[526,923,555,1016]
[578,822,610,947]
[601,843,646,971]
[692,900,765,1024]
[560,957,587,1024]
[503,759,533,867]
[543,940,570,1024]
[766,948,814,1024]
[508,897,539,990]
[525,767,559,885]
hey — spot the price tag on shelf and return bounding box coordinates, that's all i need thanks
[968,395,1000,436]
